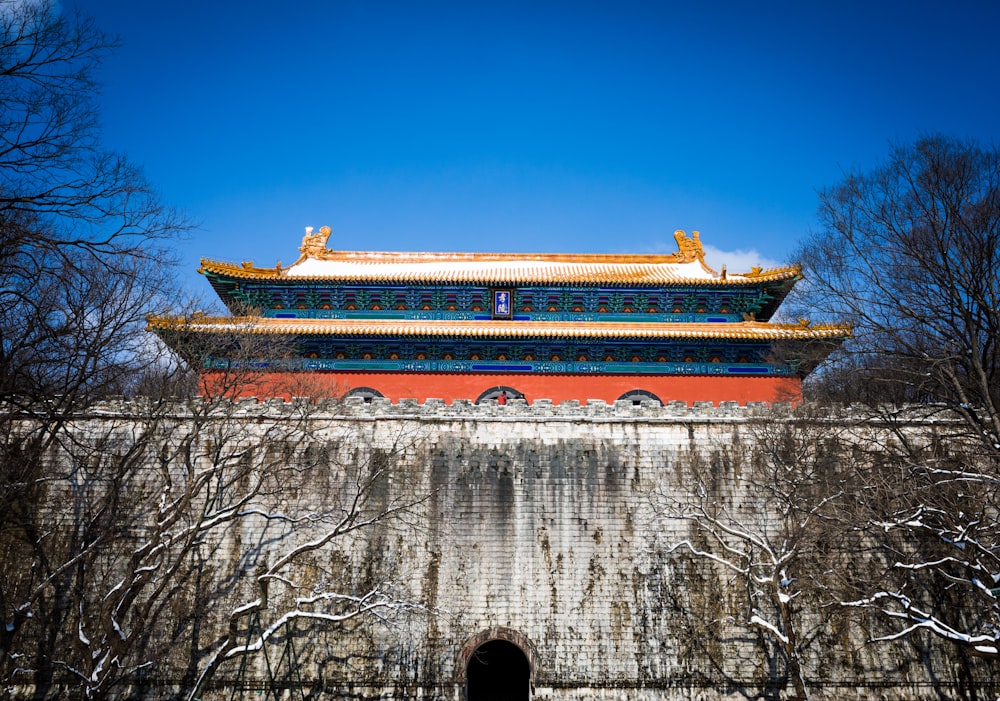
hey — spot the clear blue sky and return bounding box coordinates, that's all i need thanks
[73,0,1000,293]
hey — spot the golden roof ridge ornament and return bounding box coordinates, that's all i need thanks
[300,225,333,259]
[673,229,704,263]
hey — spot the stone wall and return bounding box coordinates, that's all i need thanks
[20,399,997,700]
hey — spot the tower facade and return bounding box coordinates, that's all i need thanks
[150,227,848,404]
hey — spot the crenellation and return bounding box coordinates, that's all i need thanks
[18,397,970,425]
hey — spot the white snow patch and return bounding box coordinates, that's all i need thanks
[285,256,724,281]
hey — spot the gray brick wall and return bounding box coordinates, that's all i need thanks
[24,399,991,700]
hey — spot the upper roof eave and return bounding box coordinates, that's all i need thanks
[198,257,802,287]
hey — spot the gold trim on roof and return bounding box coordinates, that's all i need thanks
[196,227,802,286]
[197,260,801,286]
[148,315,851,341]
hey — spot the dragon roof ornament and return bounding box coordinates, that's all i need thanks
[672,230,704,264]
[300,225,333,259]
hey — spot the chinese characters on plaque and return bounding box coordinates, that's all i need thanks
[492,289,512,319]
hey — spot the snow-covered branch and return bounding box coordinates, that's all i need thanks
[3,399,430,699]
[844,590,1000,657]
[654,418,855,700]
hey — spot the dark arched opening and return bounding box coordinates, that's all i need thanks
[617,389,663,406]
[475,386,525,405]
[343,387,384,403]
[467,639,530,701]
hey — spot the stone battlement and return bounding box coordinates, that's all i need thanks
[37,396,962,426]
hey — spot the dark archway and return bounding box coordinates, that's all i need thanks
[475,386,525,404]
[467,639,530,701]
[616,388,663,406]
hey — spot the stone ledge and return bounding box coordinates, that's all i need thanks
[7,398,965,425]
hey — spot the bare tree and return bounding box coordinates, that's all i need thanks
[656,414,853,700]
[794,135,1000,446]
[793,136,1000,676]
[0,0,181,249]
[1,381,429,699]
[0,0,190,414]
[0,5,429,698]
[839,414,1000,675]
[1,322,431,699]
[187,415,427,700]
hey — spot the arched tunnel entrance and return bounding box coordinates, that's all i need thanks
[467,639,530,701]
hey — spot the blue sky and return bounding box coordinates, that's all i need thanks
[73,0,1000,293]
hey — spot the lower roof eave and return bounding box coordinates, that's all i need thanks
[147,315,851,342]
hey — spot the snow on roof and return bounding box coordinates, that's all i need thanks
[282,255,724,284]
[198,227,801,286]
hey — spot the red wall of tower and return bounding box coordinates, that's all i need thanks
[200,371,802,405]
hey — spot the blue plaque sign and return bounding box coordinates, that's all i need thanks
[492,289,512,319]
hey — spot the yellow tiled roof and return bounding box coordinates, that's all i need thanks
[199,257,801,286]
[197,228,802,286]
[148,315,851,341]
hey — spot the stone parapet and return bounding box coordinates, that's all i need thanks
[20,396,964,428]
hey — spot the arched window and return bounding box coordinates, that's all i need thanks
[342,387,384,403]
[617,389,663,406]
[475,386,525,405]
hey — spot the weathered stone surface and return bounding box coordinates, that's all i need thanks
[17,400,992,699]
